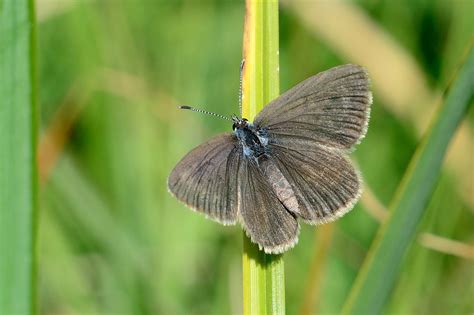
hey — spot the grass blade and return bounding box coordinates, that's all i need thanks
[0,0,37,313]
[241,0,284,314]
[342,46,474,315]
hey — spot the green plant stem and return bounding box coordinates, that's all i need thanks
[342,46,474,315]
[241,0,284,314]
[0,0,37,313]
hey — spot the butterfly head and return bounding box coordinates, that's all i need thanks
[232,116,249,131]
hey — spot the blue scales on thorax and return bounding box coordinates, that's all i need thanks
[233,118,268,158]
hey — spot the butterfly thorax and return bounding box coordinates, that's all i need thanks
[233,118,267,158]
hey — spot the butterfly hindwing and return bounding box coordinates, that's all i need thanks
[168,133,241,225]
[254,64,371,151]
[238,156,299,254]
[266,144,361,224]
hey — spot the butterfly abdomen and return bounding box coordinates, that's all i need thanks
[257,155,299,214]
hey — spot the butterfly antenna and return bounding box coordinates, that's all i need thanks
[238,59,245,117]
[178,105,232,121]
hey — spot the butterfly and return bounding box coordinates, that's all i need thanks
[168,64,372,254]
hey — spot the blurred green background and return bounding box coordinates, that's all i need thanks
[36,1,473,314]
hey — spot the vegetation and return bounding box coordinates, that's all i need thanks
[0,0,37,314]
[1,1,473,314]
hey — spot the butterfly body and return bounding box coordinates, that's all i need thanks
[233,118,268,158]
[168,64,372,254]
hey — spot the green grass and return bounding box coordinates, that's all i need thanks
[241,1,285,314]
[25,1,474,314]
[0,0,37,313]
[343,46,474,315]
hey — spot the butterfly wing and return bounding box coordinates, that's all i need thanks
[254,64,371,151]
[253,64,370,223]
[238,156,299,254]
[168,133,241,225]
[266,144,361,224]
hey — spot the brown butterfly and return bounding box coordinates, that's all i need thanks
[168,64,372,254]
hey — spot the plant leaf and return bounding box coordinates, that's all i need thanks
[342,46,474,315]
[0,0,37,313]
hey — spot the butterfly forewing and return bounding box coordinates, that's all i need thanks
[254,64,371,151]
[168,133,241,225]
[238,157,299,254]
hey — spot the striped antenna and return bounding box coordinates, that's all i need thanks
[178,106,232,121]
[239,59,245,117]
